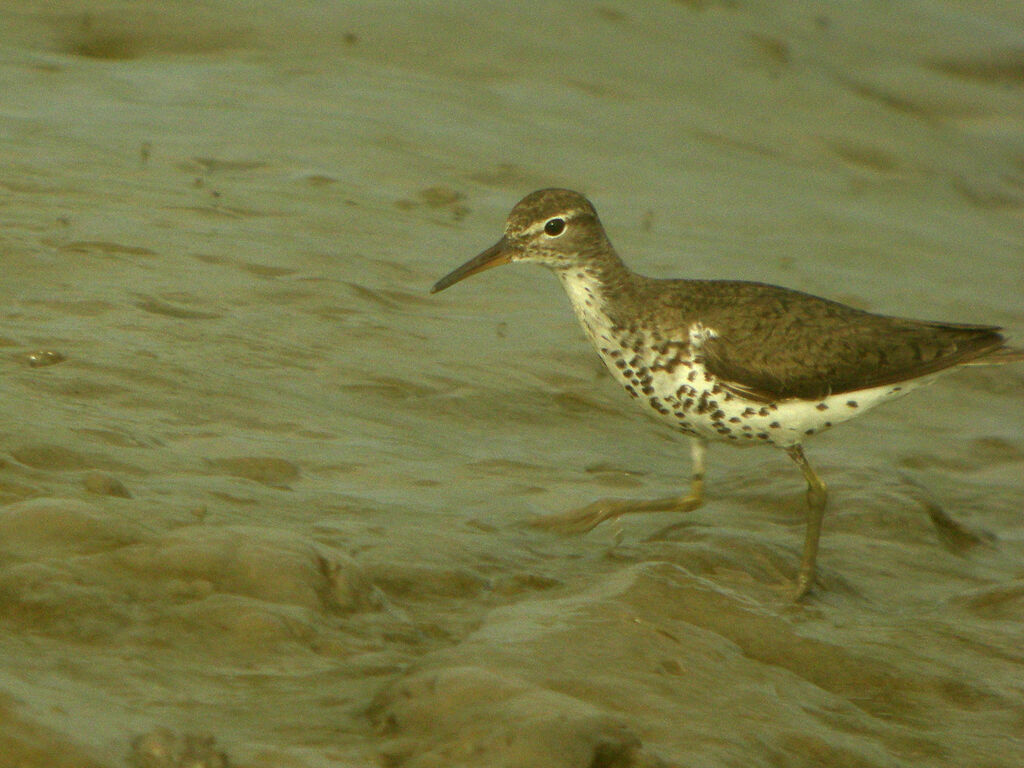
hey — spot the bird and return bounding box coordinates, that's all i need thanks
[430,188,1023,599]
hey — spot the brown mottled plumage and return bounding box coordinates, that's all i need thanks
[432,188,1022,599]
[611,279,1008,402]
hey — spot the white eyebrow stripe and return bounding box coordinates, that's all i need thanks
[520,208,587,237]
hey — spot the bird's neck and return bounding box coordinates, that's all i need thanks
[555,248,637,344]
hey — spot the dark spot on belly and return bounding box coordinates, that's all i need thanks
[816,402,829,411]
[649,397,670,415]
[687,370,697,382]
[695,393,715,415]
[711,409,725,420]
[729,417,742,424]
[769,421,780,429]
[846,400,858,408]
[642,385,655,395]
[614,359,627,369]
[804,428,816,435]
[625,385,639,398]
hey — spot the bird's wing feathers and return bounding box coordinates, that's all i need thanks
[656,281,1006,402]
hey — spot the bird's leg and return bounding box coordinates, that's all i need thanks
[528,438,707,535]
[785,444,828,601]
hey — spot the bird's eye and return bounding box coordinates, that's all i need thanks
[544,218,566,236]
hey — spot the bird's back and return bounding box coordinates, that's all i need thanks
[630,277,1009,401]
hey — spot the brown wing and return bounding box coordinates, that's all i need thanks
[654,280,1007,402]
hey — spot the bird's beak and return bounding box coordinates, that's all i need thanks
[431,236,516,294]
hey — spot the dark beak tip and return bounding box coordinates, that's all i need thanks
[429,237,513,297]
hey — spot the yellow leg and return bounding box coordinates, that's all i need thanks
[528,438,707,534]
[785,444,828,601]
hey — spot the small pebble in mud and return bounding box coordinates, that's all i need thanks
[26,350,66,367]
[83,471,132,498]
[129,728,229,768]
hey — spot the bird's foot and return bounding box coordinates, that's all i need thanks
[527,493,703,536]
[526,498,635,535]
[789,567,816,602]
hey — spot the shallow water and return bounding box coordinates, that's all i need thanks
[1,1,1023,766]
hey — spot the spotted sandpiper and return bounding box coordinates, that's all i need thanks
[431,188,1022,599]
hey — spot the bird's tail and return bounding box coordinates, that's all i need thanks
[962,345,1024,365]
